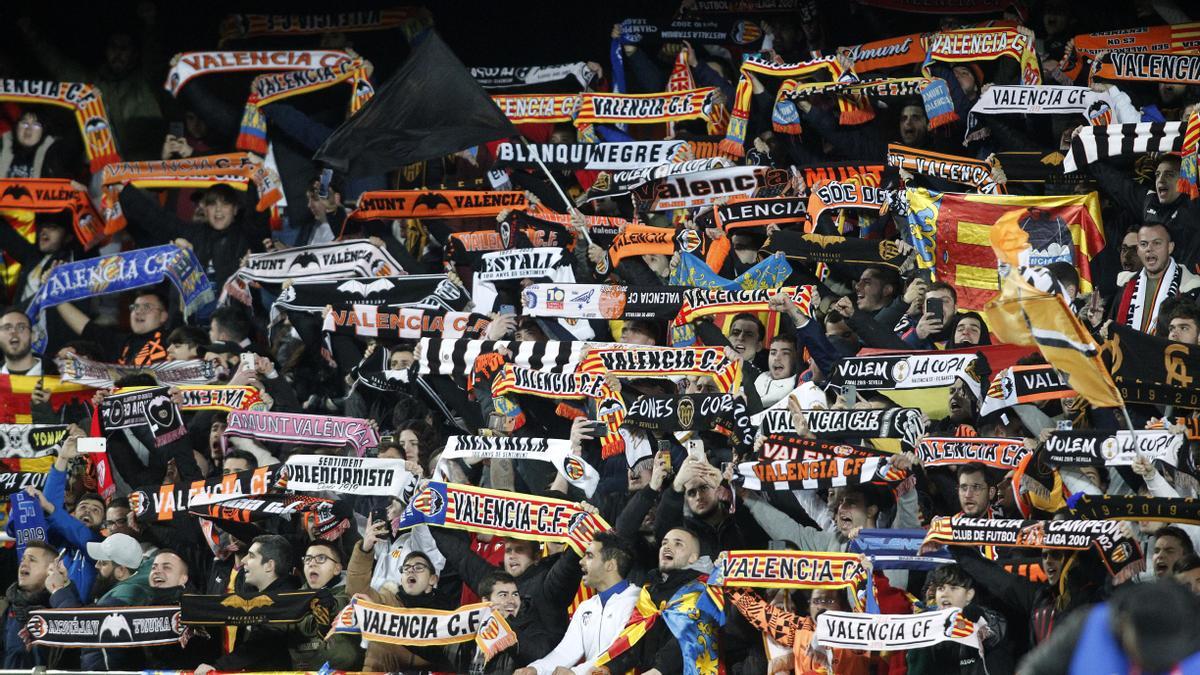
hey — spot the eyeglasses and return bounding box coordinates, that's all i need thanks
[958,483,989,494]
[401,563,430,574]
[0,323,30,334]
[129,303,164,314]
[302,554,335,565]
[17,120,42,129]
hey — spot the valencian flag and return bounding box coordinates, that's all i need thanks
[314,31,517,175]
[0,376,93,424]
[900,189,1104,310]
[983,210,1122,410]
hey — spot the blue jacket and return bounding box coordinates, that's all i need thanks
[2,584,49,669]
[43,465,99,601]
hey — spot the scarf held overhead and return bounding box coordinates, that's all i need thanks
[164,50,352,95]
[0,79,119,172]
[223,409,380,457]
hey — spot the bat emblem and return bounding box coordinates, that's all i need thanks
[288,252,321,269]
[99,613,133,642]
[335,278,393,296]
[2,185,32,200]
[84,117,108,135]
[414,192,452,210]
[221,594,275,612]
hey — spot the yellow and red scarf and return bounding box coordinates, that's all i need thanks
[0,80,120,172]
[237,59,373,155]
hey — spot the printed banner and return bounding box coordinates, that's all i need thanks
[25,245,215,352]
[397,481,610,554]
[348,190,529,220]
[224,410,380,457]
[26,606,183,648]
[442,436,599,497]
[816,608,981,652]
[60,355,216,389]
[493,141,687,171]
[807,180,893,221]
[708,550,867,589]
[280,455,414,496]
[128,466,276,523]
[237,241,403,283]
[917,437,1031,470]
[1042,430,1183,468]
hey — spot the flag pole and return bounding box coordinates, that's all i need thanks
[518,136,593,246]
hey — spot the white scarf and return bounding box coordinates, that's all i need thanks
[1125,258,1182,333]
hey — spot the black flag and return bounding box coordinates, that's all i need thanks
[314,31,517,175]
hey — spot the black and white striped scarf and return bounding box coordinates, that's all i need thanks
[1122,258,1183,333]
[415,338,596,379]
[1063,121,1183,173]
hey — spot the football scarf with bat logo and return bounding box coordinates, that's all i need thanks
[759,434,894,463]
[922,26,1042,86]
[60,354,216,389]
[887,144,1004,194]
[709,550,868,589]
[177,386,266,412]
[579,346,743,393]
[979,364,1074,416]
[574,88,717,127]
[759,407,927,449]
[761,230,908,270]
[273,275,469,315]
[348,190,529,220]
[397,481,610,554]
[623,393,753,449]
[237,241,404,283]
[26,606,183,647]
[924,514,1144,581]
[334,597,517,664]
[0,80,120,172]
[441,436,599,497]
[0,178,104,248]
[828,353,981,392]
[323,306,490,341]
[671,286,816,347]
[522,284,685,322]
[472,62,595,90]
[164,50,353,95]
[1041,430,1185,470]
[714,196,809,232]
[1104,324,1200,410]
[816,608,983,653]
[182,590,331,626]
[100,386,186,448]
[223,409,380,457]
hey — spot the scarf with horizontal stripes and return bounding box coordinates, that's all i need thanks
[722,55,863,156]
[224,409,379,456]
[349,189,528,220]
[671,285,815,346]
[923,27,1041,86]
[100,153,284,232]
[917,437,1030,470]
[736,456,905,491]
[491,364,626,457]
[580,345,743,392]
[777,76,955,134]
[575,88,716,129]
[0,80,119,172]
[238,59,373,154]
[709,550,868,589]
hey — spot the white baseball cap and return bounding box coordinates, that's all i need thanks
[86,533,143,569]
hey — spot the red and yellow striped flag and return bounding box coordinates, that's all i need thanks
[0,375,93,424]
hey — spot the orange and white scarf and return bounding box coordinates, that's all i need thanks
[0,80,120,172]
[100,153,284,232]
[237,59,373,155]
[218,8,432,45]
[923,27,1041,86]
[164,50,352,96]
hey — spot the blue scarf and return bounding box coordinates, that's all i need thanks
[25,245,216,352]
[849,528,954,571]
[7,491,48,561]
[669,252,793,346]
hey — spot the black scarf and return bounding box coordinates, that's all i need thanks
[761,229,907,270]
[5,583,49,630]
[624,393,753,449]
[1069,494,1200,525]
[1106,324,1200,409]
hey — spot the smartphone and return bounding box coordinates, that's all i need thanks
[318,168,333,199]
[657,440,673,471]
[1056,420,1073,431]
[498,304,516,316]
[240,353,257,373]
[168,121,185,138]
[768,539,789,551]
[685,438,705,461]
[77,437,108,454]
[585,420,608,437]
[370,509,394,541]
[925,296,944,323]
